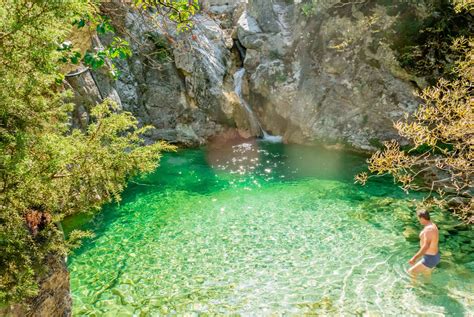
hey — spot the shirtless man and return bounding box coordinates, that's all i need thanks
[408,209,440,278]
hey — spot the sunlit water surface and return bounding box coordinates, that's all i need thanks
[66,141,474,316]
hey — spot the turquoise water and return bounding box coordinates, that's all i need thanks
[66,140,474,316]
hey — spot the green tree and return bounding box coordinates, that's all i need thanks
[0,0,197,305]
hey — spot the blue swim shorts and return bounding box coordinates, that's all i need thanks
[422,252,440,268]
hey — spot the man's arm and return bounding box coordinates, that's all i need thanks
[409,230,432,265]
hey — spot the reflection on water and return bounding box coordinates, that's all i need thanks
[66,139,474,315]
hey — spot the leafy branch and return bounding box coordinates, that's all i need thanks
[356,32,473,222]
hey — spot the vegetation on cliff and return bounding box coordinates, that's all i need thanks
[391,0,473,83]
[356,1,473,223]
[0,0,197,306]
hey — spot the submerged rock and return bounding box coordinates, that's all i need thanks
[402,227,419,242]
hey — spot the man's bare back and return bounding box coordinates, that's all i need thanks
[420,223,439,255]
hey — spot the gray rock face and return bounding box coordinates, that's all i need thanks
[68,1,428,150]
[67,2,258,146]
[201,0,244,15]
[103,5,232,146]
[66,68,102,130]
[236,0,423,150]
[66,63,122,131]
[103,2,274,146]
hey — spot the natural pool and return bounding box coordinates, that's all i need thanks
[66,140,474,316]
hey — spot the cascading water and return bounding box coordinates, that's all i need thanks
[233,68,282,142]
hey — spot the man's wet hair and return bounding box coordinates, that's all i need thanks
[416,209,430,220]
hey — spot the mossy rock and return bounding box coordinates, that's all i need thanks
[403,226,419,242]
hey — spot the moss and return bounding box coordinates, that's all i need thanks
[361,114,369,125]
[269,50,281,60]
[367,58,382,69]
[300,2,315,17]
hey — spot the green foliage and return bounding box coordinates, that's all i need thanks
[0,0,178,305]
[65,230,95,251]
[95,16,115,35]
[301,2,315,17]
[69,13,133,78]
[73,12,115,34]
[356,2,473,223]
[82,36,132,78]
[108,37,133,60]
[83,50,107,69]
[58,41,82,65]
[452,0,474,11]
[391,0,474,82]
[134,0,200,31]
[82,18,132,75]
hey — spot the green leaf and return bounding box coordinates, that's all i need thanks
[83,51,106,69]
[72,18,86,28]
[70,51,82,64]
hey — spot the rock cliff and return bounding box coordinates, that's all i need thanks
[67,1,431,151]
[236,0,426,150]
[67,1,257,147]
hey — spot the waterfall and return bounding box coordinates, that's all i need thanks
[233,68,282,142]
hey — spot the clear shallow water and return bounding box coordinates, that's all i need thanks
[66,140,474,316]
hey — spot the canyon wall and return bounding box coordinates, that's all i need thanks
[67,0,431,151]
[237,0,427,149]
[68,1,254,147]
